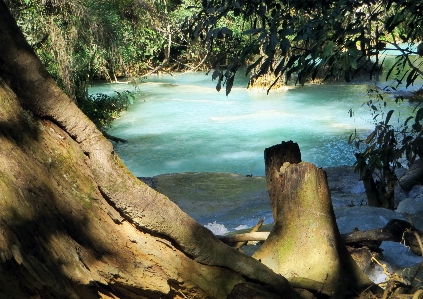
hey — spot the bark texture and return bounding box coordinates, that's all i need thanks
[254,142,378,298]
[0,2,294,298]
[264,141,301,220]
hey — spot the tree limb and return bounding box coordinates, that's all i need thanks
[219,219,423,256]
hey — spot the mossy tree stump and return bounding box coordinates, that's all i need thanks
[253,142,377,298]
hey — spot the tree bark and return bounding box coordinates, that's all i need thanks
[0,2,294,298]
[264,141,301,220]
[254,142,379,298]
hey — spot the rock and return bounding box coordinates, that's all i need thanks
[399,159,423,192]
[335,206,407,234]
[396,197,423,214]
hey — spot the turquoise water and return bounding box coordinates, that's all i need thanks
[91,70,415,177]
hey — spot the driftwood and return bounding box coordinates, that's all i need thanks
[219,232,270,243]
[218,219,423,256]
[235,219,263,249]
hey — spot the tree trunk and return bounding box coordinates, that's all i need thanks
[253,142,378,298]
[264,141,301,220]
[362,168,395,209]
[0,2,294,298]
[362,174,381,207]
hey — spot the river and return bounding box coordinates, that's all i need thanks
[90,67,416,178]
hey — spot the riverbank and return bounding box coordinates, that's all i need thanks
[139,165,423,232]
[139,166,423,285]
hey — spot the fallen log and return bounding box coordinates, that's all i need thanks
[218,219,423,256]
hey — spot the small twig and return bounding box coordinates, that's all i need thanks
[170,285,188,298]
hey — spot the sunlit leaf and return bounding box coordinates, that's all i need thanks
[365,130,377,144]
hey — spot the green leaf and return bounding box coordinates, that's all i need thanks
[348,133,354,144]
[415,108,423,122]
[365,130,377,144]
[406,69,417,88]
[220,27,232,36]
[385,110,394,125]
[404,116,414,126]
[278,27,294,37]
[322,41,334,58]
[274,58,285,76]
[280,38,290,56]
[226,76,234,96]
[243,28,262,35]
[246,57,263,76]
[375,42,386,50]
[212,67,220,80]
[311,45,319,60]
[216,77,222,92]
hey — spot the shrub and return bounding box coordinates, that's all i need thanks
[78,91,135,131]
[349,88,423,209]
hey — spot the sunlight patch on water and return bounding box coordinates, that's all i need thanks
[210,110,293,122]
[219,151,258,160]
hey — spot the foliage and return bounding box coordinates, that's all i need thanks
[183,0,423,94]
[5,0,179,99]
[349,90,423,208]
[78,91,135,131]
[5,0,249,97]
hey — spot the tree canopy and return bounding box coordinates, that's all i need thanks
[183,0,423,94]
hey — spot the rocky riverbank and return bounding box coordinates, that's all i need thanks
[139,166,423,233]
[139,166,423,284]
